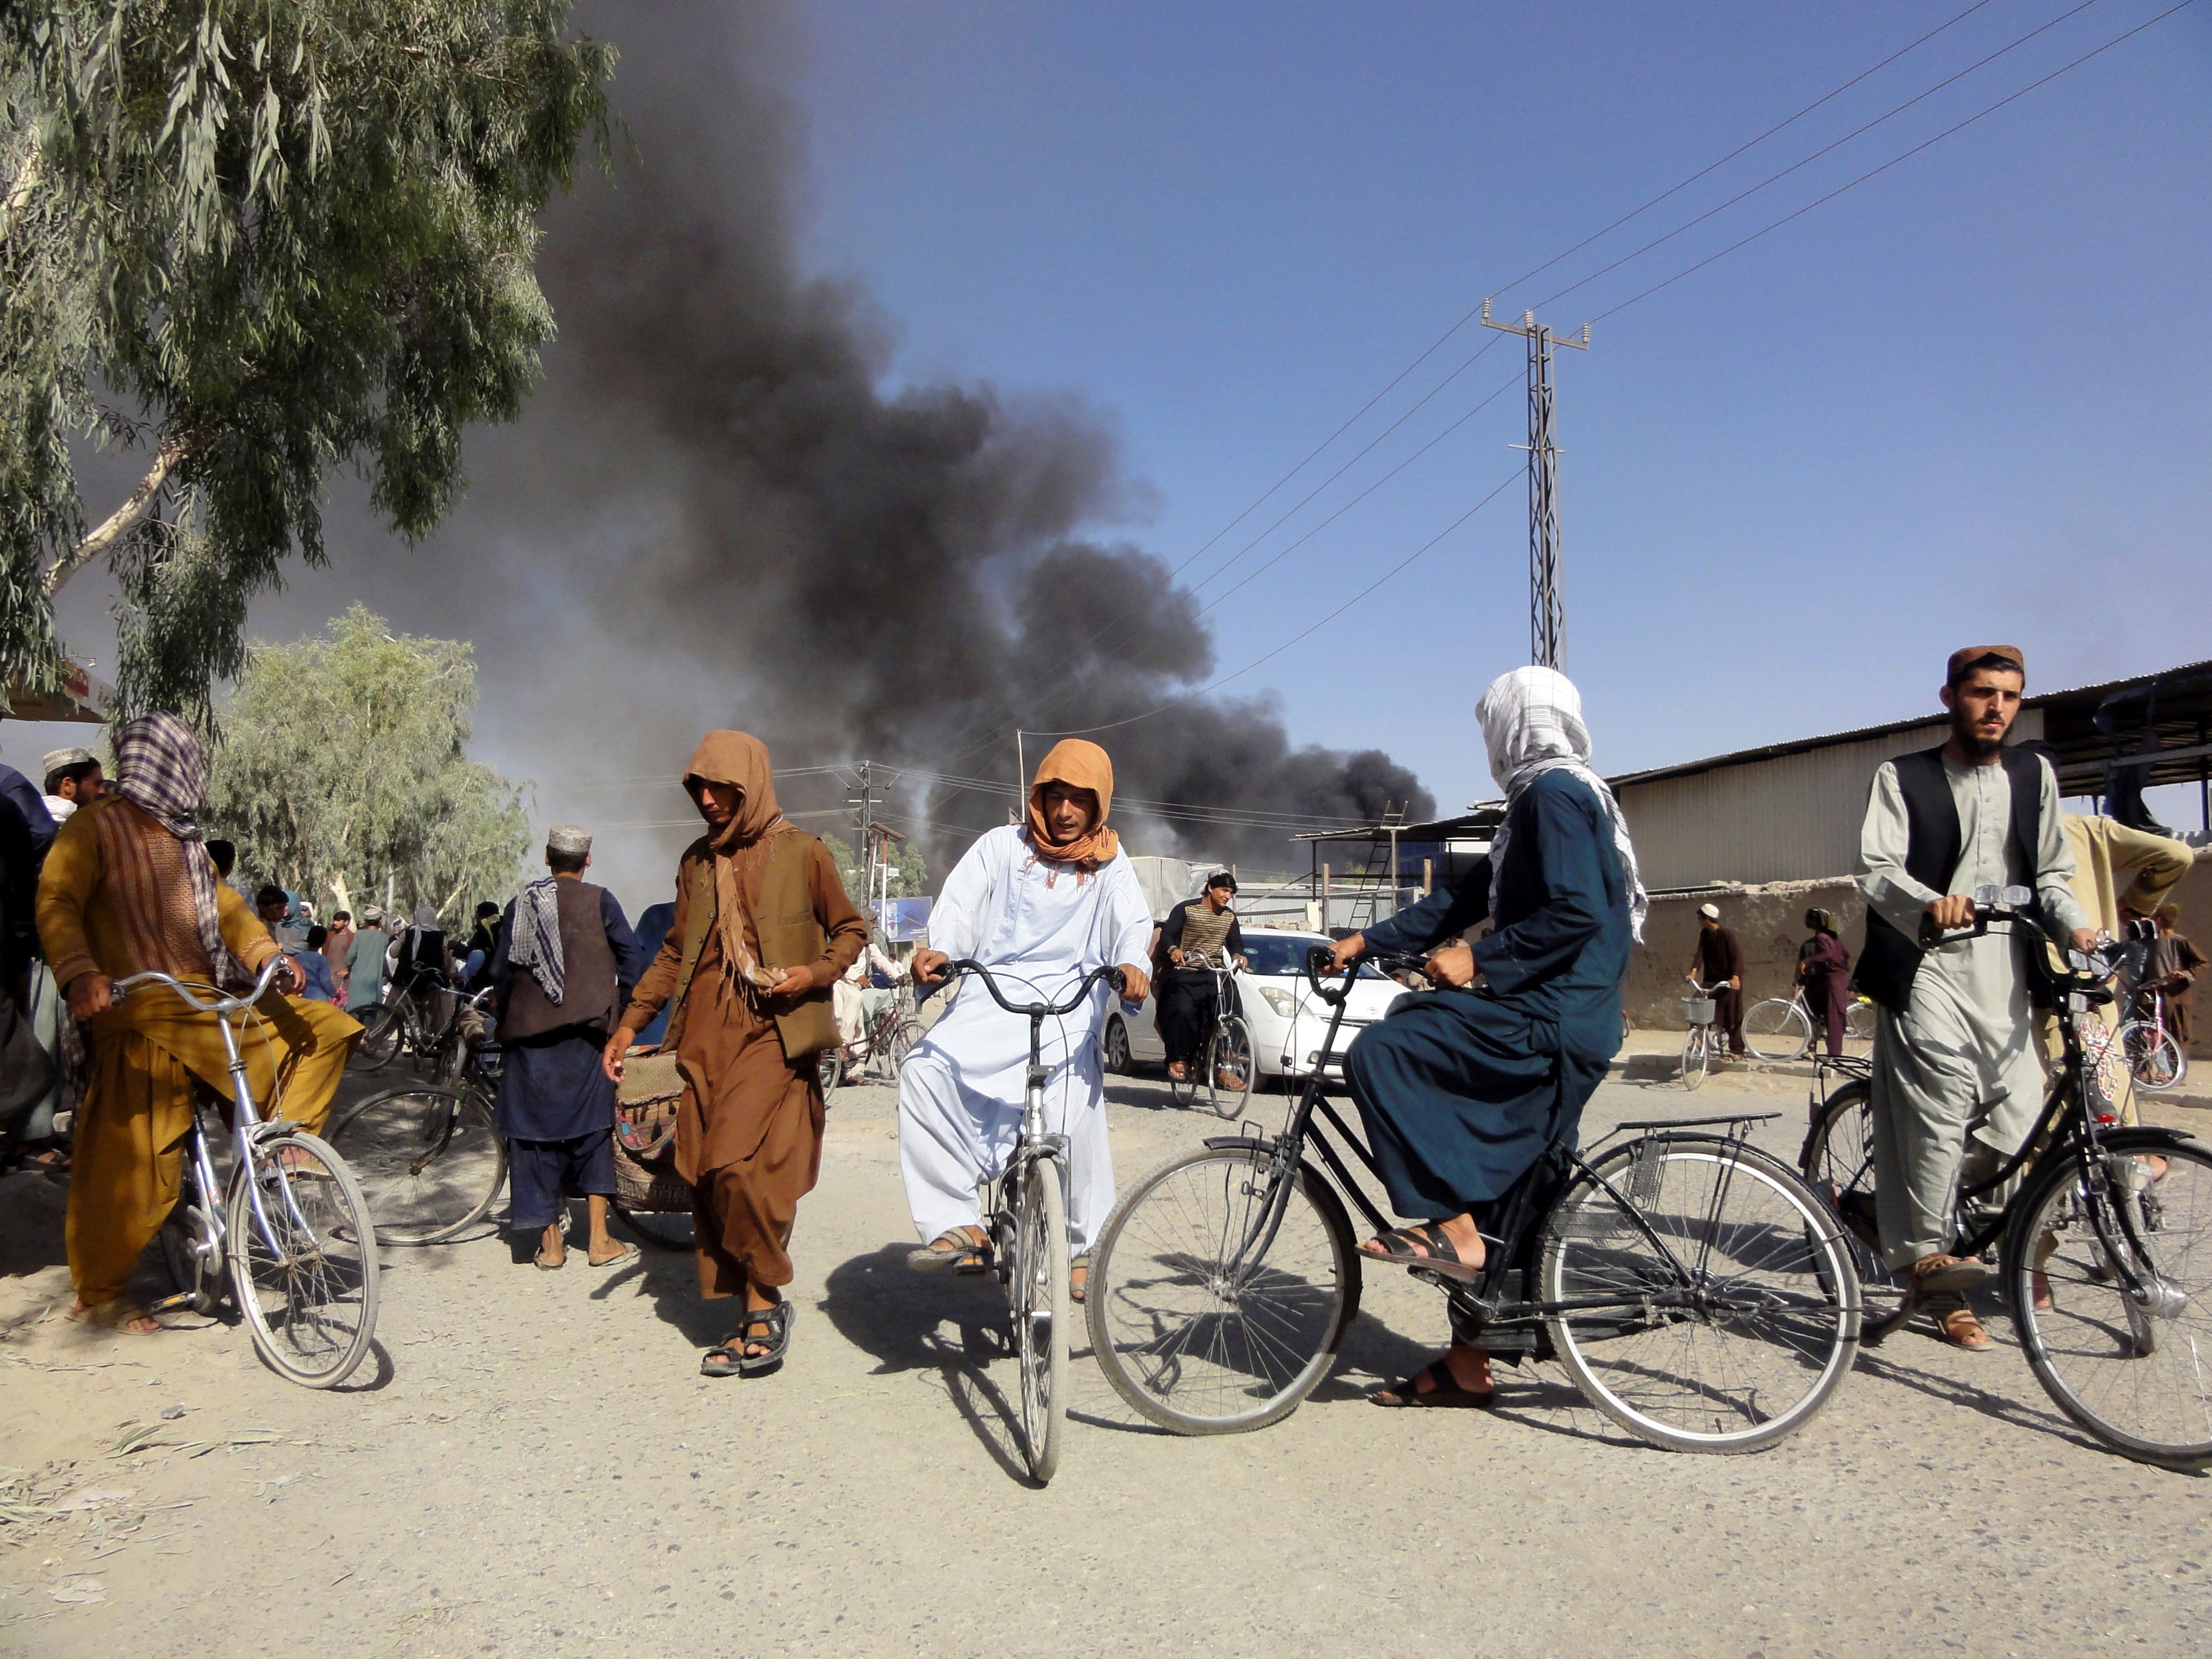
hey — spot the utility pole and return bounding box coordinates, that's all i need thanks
[848,760,874,866]
[1013,729,1027,825]
[1483,299,1588,671]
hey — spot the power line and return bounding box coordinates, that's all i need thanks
[1589,0,2197,323]
[919,4,2029,768]
[1526,0,2110,315]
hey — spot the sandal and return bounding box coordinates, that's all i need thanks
[1359,1221,1484,1284]
[1908,1253,1989,1295]
[588,1243,639,1270]
[1929,1296,1992,1351]
[713,1302,791,1378]
[534,1227,566,1270]
[1070,1253,1090,1305]
[907,1227,991,1274]
[1370,1359,1496,1409]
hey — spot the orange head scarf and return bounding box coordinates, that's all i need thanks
[1025,739,1120,873]
[681,730,793,994]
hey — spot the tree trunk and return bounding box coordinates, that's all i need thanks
[45,432,193,597]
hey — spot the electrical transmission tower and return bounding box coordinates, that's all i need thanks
[1483,300,1588,671]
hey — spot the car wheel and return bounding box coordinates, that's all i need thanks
[1103,1015,1132,1076]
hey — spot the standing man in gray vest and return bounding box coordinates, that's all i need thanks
[492,825,648,1269]
[1855,646,2097,1349]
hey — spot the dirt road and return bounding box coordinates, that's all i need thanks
[3,1048,2207,1657]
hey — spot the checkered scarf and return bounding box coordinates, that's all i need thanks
[508,879,566,1004]
[1477,668,1648,943]
[110,711,247,986]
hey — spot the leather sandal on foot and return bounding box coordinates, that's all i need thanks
[1922,1290,1992,1350]
[1908,1253,1990,1295]
[1359,1222,1483,1284]
[1370,1359,1495,1409]
[907,1227,991,1274]
[1070,1253,1090,1305]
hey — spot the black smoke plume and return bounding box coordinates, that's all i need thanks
[447,2,1432,886]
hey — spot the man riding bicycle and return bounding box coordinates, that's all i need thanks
[899,741,1151,1300]
[1326,668,1643,1407]
[1153,870,1247,1085]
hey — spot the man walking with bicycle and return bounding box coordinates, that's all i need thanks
[1857,646,2097,1350]
[898,740,1151,1298]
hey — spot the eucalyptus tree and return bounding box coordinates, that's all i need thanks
[0,2,613,720]
[204,604,529,925]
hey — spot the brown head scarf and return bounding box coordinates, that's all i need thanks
[1025,739,1120,878]
[683,731,795,995]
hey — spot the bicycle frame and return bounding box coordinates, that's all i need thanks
[1212,950,1796,1337]
[113,960,318,1279]
[1923,899,2188,1304]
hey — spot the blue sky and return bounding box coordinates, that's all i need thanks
[12,0,2210,876]
[778,0,2210,813]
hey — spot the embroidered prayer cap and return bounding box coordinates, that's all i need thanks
[1027,740,1120,868]
[546,824,593,857]
[42,745,94,776]
[683,730,785,853]
[1946,645,2026,686]
[361,906,386,925]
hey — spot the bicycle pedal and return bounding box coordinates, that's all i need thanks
[147,1290,201,1317]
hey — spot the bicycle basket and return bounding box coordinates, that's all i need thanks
[1683,996,1716,1024]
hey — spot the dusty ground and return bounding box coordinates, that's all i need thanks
[2,1038,2208,1658]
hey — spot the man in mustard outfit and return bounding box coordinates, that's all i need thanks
[36,714,360,1330]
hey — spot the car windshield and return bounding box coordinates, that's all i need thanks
[1241,933,1381,980]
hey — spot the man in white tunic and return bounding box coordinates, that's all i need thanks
[899,740,1152,1292]
[1857,646,2096,1349]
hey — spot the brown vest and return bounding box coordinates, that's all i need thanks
[662,832,839,1059]
[497,878,621,1042]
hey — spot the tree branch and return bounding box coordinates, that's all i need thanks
[0,137,41,238]
[45,432,192,597]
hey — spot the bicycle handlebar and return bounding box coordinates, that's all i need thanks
[936,958,1127,1017]
[1302,943,1432,1005]
[112,953,290,1016]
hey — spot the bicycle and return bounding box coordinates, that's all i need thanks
[820,985,923,1093]
[1798,885,2212,1469]
[930,957,1128,1484]
[1679,979,1724,1090]
[1162,950,1255,1120]
[124,959,381,1388]
[1743,985,1877,1063]
[2117,984,2188,1093]
[1086,945,1861,1452]
[347,971,455,1075]
[326,988,508,1246]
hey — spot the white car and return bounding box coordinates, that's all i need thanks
[1098,928,1410,1085]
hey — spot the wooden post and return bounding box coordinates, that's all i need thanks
[1423,857,1433,897]
[1321,862,1332,932]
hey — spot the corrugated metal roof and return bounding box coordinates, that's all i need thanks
[1604,658,2212,791]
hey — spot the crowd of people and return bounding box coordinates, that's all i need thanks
[1,643,2203,1398]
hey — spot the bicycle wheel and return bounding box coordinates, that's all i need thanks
[1743,999,1811,1063]
[1166,1055,1199,1109]
[1014,1158,1071,1484]
[817,1047,844,1094]
[1842,998,1877,1055]
[2008,1142,2212,1467]
[225,1128,380,1388]
[1540,1138,1860,1453]
[2119,1021,2187,1093]
[349,1002,404,1072]
[1201,1017,1256,1119]
[1680,1027,1709,1090]
[326,1085,506,1245]
[1799,1080,1894,1288]
[1087,1142,1359,1435]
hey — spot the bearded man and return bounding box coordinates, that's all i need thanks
[603,733,866,1378]
[36,713,360,1329]
[899,740,1153,1301]
[1855,647,2096,1350]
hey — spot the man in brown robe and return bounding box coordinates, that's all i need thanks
[1684,901,1746,1057]
[603,732,865,1377]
